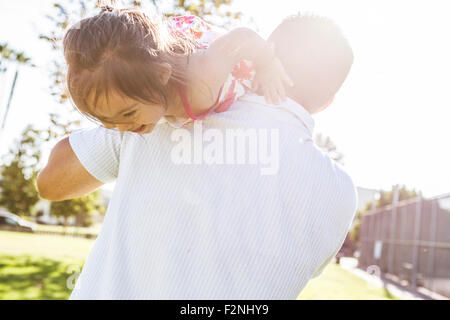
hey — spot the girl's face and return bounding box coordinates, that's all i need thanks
[85,90,165,134]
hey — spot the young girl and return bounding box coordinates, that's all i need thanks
[63,5,293,134]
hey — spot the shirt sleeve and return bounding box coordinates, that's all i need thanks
[68,126,124,184]
[312,165,358,278]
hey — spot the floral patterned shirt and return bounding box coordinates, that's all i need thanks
[159,15,256,128]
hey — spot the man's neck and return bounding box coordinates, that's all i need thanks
[287,94,313,114]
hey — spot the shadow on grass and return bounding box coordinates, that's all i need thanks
[0,255,83,300]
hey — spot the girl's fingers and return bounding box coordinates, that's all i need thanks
[278,62,293,87]
[273,57,292,87]
[277,78,286,102]
[263,88,272,104]
[270,86,279,105]
[254,63,291,104]
[283,70,294,87]
[272,79,284,104]
[252,82,259,93]
[252,78,259,91]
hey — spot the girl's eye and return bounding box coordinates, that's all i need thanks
[123,111,136,117]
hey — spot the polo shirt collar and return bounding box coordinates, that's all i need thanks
[238,93,315,134]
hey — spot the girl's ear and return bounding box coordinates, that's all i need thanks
[159,63,172,86]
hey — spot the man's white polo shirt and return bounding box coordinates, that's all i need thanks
[68,93,357,299]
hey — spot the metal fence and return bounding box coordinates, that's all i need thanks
[359,193,450,298]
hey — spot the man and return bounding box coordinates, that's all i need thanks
[37,14,356,299]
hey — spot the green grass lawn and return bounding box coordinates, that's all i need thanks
[0,231,93,299]
[297,263,400,300]
[0,230,399,300]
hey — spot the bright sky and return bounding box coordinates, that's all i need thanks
[0,0,449,197]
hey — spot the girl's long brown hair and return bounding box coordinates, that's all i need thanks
[63,5,197,124]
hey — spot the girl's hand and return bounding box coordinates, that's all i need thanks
[252,47,294,105]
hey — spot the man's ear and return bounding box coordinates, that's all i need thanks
[159,63,172,86]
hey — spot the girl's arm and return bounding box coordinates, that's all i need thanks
[196,27,293,105]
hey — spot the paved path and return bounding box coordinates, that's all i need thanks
[339,258,449,300]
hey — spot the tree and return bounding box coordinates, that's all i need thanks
[45,112,81,140]
[0,43,34,130]
[160,0,242,27]
[362,185,418,212]
[0,42,33,72]
[50,190,105,227]
[349,185,418,243]
[0,120,107,224]
[0,125,45,216]
[39,0,89,104]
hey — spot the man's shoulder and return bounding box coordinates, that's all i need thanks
[209,93,315,135]
[281,140,357,219]
[234,93,312,124]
